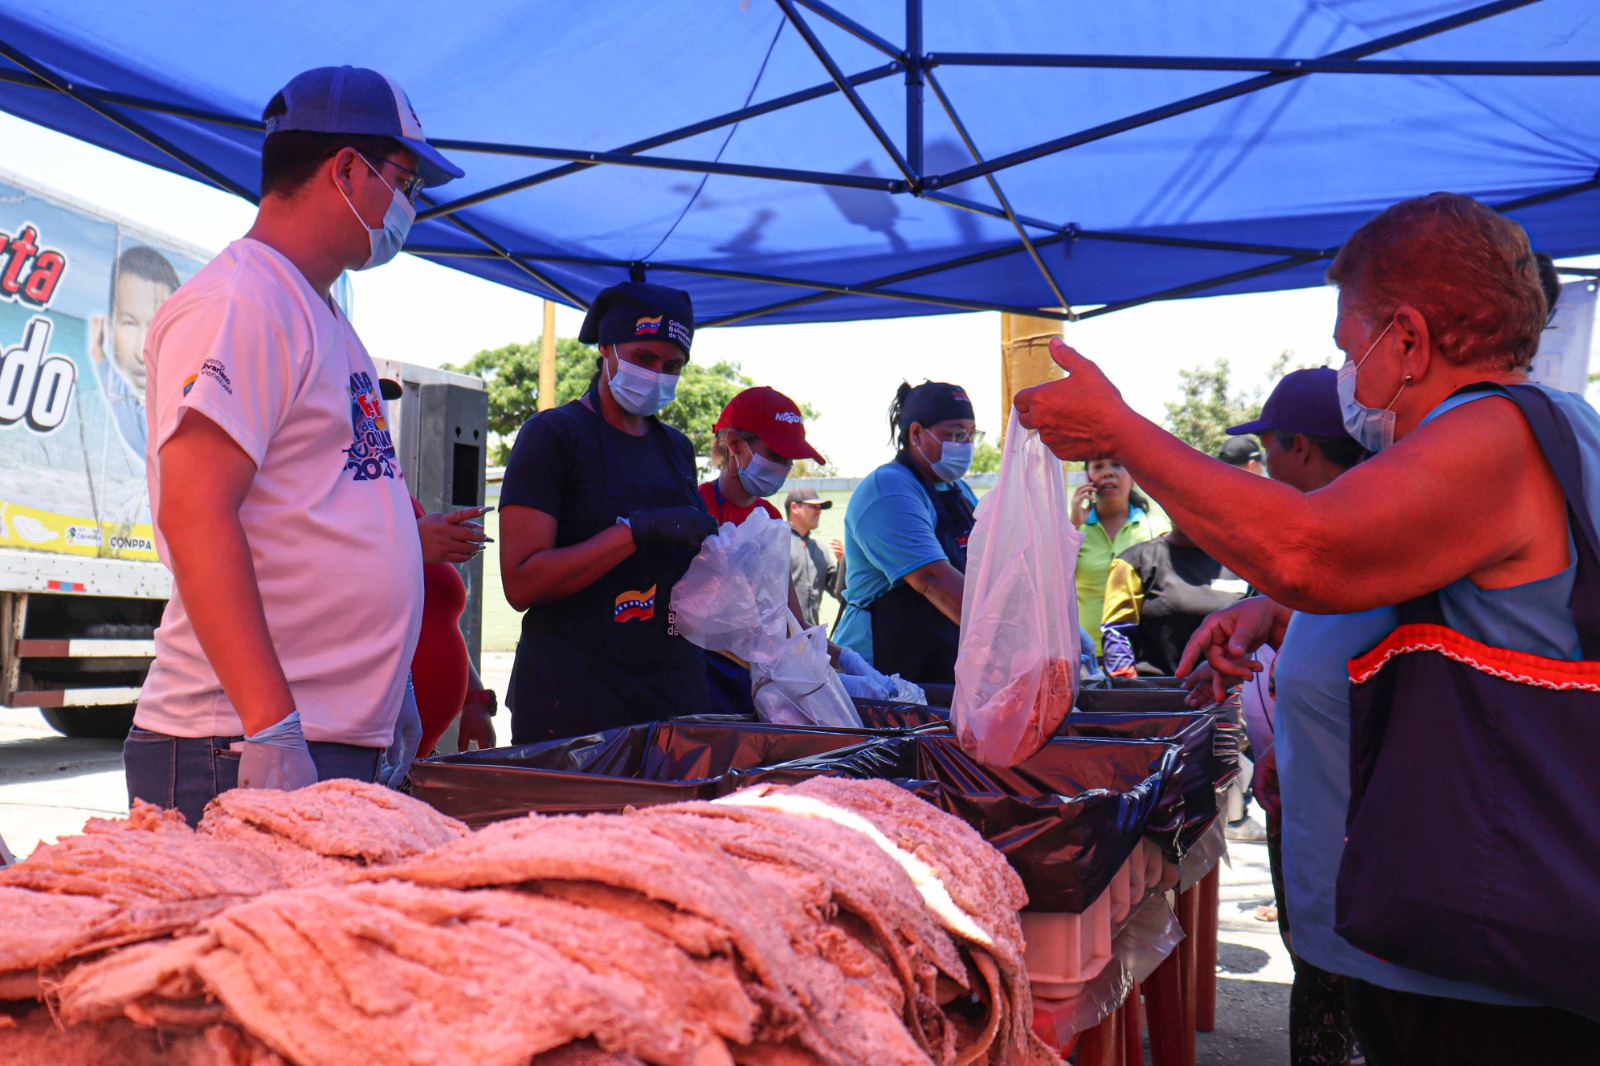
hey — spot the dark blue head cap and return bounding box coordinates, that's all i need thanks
[578,281,695,356]
[265,66,464,187]
[899,381,974,430]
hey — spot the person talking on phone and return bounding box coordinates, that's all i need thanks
[498,282,717,744]
[834,381,980,688]
[1071,457,1166,657]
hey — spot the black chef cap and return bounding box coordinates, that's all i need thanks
[898,381,974,430]
[578,281,694,356]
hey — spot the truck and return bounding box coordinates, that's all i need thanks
[0,170,487,738]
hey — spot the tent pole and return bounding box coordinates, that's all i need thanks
[695,235,1071,326]
[538,301,558,412]
[905,0,924,177]
[925,0,1545,190]
[1000,314,1064,446]
[0,40,258,202]
[790,0,904,59]
[1077,255,1322,320]
[418,62,902,222]
[777,0,918,186]
[925,69,1072,316]
[926,53,1600,77]
[420,139,902,193]
[430,208,589,309]
[1495,171,1600,213]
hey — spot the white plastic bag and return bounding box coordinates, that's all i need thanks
[669,514,790,662]
[672,514,864,729]
[750,623,862,728]
[953,409,1085,766]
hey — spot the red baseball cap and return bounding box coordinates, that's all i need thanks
[715,387,825,464]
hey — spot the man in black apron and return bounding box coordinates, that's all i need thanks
[835,381,979,689]
[497,282,717,744]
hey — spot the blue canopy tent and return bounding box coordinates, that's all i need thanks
[0,0,1596,326]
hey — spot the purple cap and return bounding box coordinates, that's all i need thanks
[264,66,464,188]
[1227,367,1347,438]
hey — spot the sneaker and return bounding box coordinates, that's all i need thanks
[1226,815,1268,842]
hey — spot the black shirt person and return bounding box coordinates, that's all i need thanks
[1100,435,1261,676]
[498,282,716,744]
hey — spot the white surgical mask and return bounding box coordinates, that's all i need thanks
[335,154,415,270]
[1337,319,1402,452]
[606,346,678,416]
[920,435,973,483]
[737,445,790,498]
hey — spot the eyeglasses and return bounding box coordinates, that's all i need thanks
[364,154,425,204]
[931,426,985,445]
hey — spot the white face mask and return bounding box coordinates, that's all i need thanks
[606,346,678,416]
[1337,319,1402,452]
[918,433,973,483]
[736,444,790,498]
[335,154,415,270]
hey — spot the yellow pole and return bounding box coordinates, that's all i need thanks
[538,299,557,412]
[999,313,1064,443]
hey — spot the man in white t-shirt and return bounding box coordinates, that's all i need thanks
[125,67,465,826]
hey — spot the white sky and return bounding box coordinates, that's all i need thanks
[3,111,1588,476]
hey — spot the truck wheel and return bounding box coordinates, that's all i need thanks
[41,704,137,739]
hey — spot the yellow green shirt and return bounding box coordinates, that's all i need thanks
[1075,506,1167,654]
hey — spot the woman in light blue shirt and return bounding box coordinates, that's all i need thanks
[836,381,978,687]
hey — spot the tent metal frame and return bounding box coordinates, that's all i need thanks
[0,0,1591,323]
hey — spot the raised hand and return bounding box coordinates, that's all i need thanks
[1013,338,1136,461]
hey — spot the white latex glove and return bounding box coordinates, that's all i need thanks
[232,710,317,791]
[378,675,423,788]
[836,647,899,699]
[835,648,874,677]
[837,671,889,701]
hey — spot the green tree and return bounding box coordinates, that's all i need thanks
[447,337,817,464]
[1163,350,1304,454]
[968,439,1002,474]
[446,336,594,462]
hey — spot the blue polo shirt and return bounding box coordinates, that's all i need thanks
[834,459,977,663]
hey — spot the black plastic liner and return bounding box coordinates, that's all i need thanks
[740,733,1178,912]
[1058,711,1241,853]
[411,719,881,825]
[1077,677,1198,713]
[725,698,1237,853]
[414,717,1179,914]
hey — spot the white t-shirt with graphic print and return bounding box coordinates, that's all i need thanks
[136,239,422,746]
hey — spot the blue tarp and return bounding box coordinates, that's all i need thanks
[0,1,1596,325]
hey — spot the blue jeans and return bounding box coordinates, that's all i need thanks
[123,726,382,827]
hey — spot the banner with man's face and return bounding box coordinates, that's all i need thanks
[0,176,204,561]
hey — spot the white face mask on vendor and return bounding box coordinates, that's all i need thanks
[606,347,679,416]
[918,434,973,483]
[736,445,791,498]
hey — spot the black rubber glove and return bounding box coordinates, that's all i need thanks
[628,506,718,550]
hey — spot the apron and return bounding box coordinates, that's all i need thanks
[510,384,711,744]
[1336,383,1600,1020]
[868,453,977,686]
